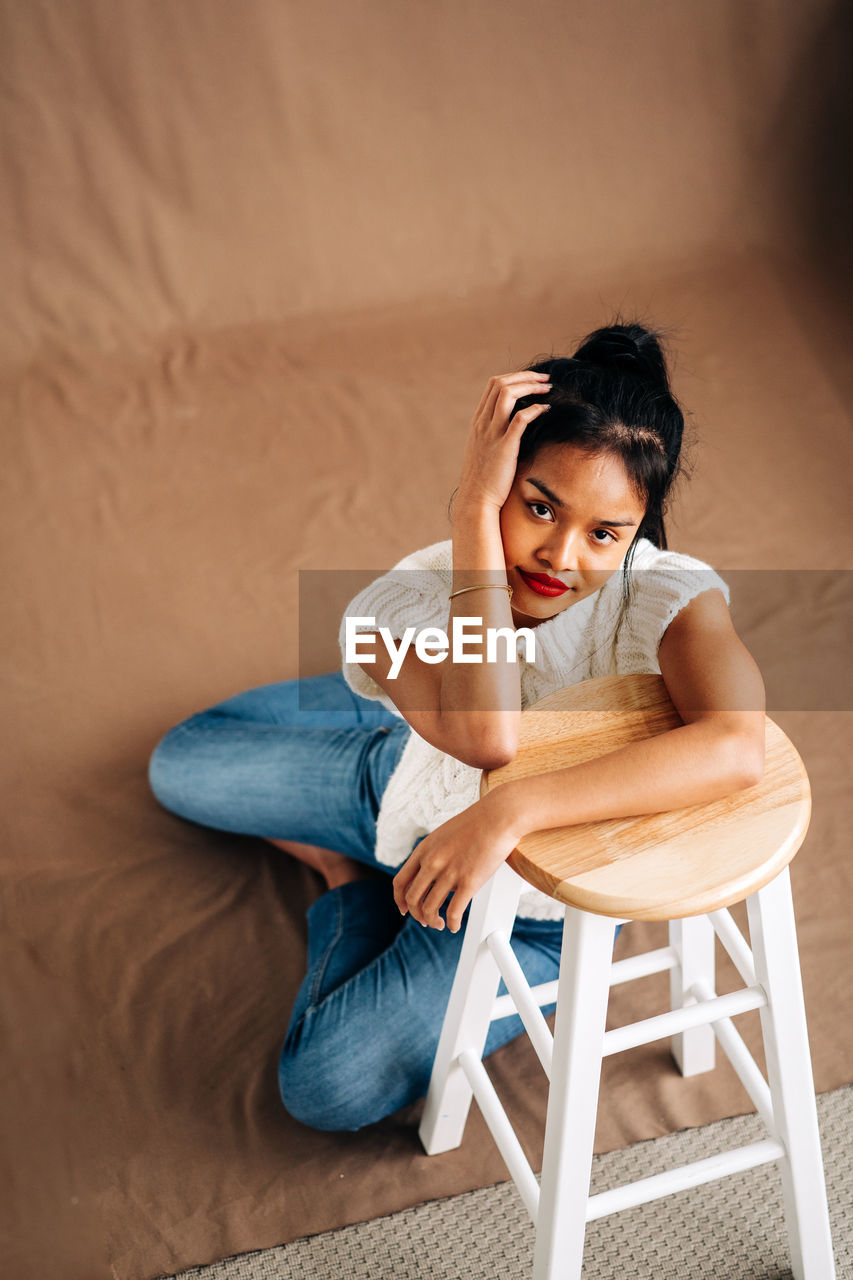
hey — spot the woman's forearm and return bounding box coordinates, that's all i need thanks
[499,717,765,841]
[439,502,522,764]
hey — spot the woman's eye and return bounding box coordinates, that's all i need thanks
[527,501,553,520]
[591,529,616,544]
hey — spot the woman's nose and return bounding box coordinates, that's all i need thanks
[538,529,580,573]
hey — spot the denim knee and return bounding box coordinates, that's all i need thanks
[277,1011,419,1133]
[147,723,186,808]
[278,1068,354,1133]
[148,727,180,809]
[277,1048,371,1133]
[147,716,209,816]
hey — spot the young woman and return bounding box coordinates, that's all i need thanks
[148,320,765,1132]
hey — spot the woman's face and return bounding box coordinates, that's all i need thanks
[499,443,646,629]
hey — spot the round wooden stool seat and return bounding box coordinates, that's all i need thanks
[480,673,811,922]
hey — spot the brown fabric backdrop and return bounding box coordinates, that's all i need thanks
[2,3,851,1279]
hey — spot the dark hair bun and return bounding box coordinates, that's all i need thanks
[573,322,670,392]
[517,316,686,550]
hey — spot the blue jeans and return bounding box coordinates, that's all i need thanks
[148,671,596,1132]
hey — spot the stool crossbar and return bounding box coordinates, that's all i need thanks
[418,675,835,1280]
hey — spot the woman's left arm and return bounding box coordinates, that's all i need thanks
[393,588,766,932]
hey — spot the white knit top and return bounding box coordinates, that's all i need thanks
[338,537,730,921]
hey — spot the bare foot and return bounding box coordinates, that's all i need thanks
[264,837,385,891]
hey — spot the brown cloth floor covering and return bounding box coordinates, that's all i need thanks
[2,4,852,1279]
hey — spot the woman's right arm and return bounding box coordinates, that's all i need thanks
[356,372,551,770]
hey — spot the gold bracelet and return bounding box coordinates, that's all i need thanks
[448,583,513,601]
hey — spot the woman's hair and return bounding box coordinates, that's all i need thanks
[512,317,687,563]
[446,318,689,622]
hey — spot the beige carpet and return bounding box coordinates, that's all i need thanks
[162,1086,852,1279]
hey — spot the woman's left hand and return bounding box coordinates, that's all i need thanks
[392,786,522,932]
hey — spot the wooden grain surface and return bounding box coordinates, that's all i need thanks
[480,674,812,921]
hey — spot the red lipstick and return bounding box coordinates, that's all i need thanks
[518,569,570,597]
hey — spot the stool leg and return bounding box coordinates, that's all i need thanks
[746,867,835,1280]
[669,915,716,1075]
[419,862,523,1155]
[533,908,616,1280]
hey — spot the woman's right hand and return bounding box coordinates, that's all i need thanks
[454,371,552,515]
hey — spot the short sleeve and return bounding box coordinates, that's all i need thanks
[617,545,731,673]
[337,540,452,709]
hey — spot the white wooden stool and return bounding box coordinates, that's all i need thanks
[419,674,835,1279]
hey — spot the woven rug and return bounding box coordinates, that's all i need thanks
[162,1086,851,1279]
